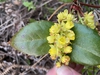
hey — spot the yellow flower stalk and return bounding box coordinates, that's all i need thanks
[47,9,75,66]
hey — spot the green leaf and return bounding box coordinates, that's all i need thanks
[71,23,100,66]
[60,0,73,2]
[23,1,35,11]
[10,21,53,56]
[0,0,6,2]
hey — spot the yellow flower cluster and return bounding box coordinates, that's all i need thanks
[47,9,75,67]
[83,12,95,29]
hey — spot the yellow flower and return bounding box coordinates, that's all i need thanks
[49,48,56,56]
[67,14,74,21]
[84,12,93,19]
[56,35,67,48]
[49,47,57,59]
[56,62,61,68]
[47,9,75,66]
[56,42,63,48]
[66,38,70,44]
[61,22,67,31]
[65,21,74,30]
[47,35,55,43]
[84,12,95,29]
[57,10,68,22]
[87,22,95,29]
[66,30,75,40]
[58,36,66,45]
[49,23,60,34]
[64,46,72,54]
[97,65,100,69]
[61,56,70,64]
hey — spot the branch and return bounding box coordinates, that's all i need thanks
[48,3,72,21]
[80,2,100,8]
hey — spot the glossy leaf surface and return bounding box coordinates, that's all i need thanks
[71,23,100,66]
[11,21,53,56]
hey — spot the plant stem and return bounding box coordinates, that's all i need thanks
[73,0,100,8]
[48,3,72,21]
[80,2,100,8]
[77,12,84,25]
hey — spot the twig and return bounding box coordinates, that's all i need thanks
[22,0,53,19]
[80,2,100,8]
[40,0,53,7]
[73,0,100,8]
[31,53,48,67]
[1,63,49,75]
[48,3,72,21]
[0,23,15,31]
[0,18,13,28]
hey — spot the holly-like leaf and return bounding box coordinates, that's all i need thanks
[10,21,53,56]
[71,23,100,66]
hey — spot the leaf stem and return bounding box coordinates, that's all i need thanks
[77,12,84,25]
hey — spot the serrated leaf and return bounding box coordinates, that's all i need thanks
[71,23,100,66]
[60,0,73,2]
[10,21,53,56]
